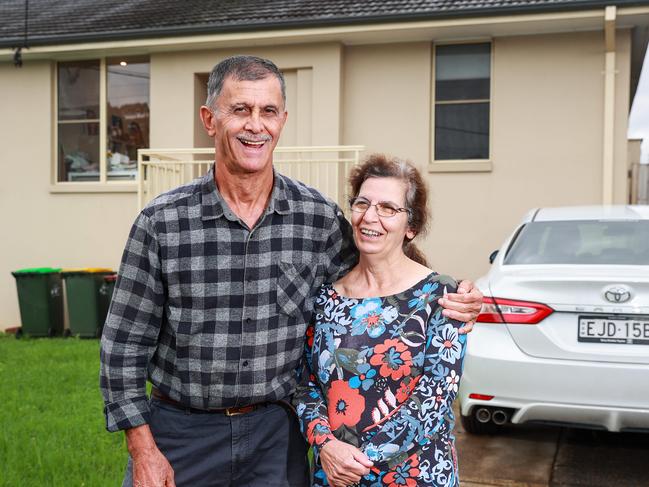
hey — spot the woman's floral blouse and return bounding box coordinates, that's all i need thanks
[293,273,467,487]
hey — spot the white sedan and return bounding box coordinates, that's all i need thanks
[459,205,649,434]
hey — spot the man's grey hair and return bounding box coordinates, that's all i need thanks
[205,55,286,109]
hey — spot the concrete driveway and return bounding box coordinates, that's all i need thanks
[454,404,649,487]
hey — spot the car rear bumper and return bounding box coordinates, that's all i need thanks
[459,324,649,432]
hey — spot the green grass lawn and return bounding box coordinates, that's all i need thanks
[0,334,127,486]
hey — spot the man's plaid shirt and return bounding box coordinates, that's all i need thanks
[100,165,356,432]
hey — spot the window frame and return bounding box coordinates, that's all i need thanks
[51,57,149,193]
[429,40,494,173]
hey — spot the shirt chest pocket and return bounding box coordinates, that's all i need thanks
[276,260,318,318]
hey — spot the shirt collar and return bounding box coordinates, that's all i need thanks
[268,170,292,215]
[200,165,225,220]
[201,163,292,221]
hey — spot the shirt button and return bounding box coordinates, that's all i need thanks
[243,360,249,367]
[245,318,251,324]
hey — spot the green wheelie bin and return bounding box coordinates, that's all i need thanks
[98,273,117,330]
[62,268,114,338]
[11,267,64,338]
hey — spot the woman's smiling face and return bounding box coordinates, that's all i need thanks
[351,177,415,260]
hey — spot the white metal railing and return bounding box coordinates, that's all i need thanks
[137,146,365,209]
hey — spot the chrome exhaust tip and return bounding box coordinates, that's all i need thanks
[475,407,492,423]
[492,409,509,425]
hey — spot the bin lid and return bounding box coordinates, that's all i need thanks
[62,267,114,276]
[12,267,61,276]
[86,267,114,273]
[104,274,118,282]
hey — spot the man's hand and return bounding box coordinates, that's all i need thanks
[126,425,176,487]
[438,279,483,334]
[320,439,373,487]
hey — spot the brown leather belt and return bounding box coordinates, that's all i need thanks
[151,388,264,416]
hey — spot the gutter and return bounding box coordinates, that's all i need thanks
[2,5,647,62]
[602,5,618,205]
[0,0,648,49]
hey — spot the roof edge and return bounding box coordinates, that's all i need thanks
[1,0,646,49]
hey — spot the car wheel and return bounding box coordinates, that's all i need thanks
[461,410,501,435]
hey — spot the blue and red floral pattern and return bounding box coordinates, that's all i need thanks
[293,273,467,486]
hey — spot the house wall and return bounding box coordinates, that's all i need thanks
[343,29,631,279]
[0,61,137,330]
[150,43,342,149]
[0,29,633,329]
[629,138,647,204]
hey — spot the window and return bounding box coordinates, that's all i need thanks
[433,43,490,161]
[57,60,101,182]
[504,221,649,265]
[56,57,150,184]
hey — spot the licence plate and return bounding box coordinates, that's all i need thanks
[578,315,649,345]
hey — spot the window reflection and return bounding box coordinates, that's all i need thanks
[58,123,100,181]
[434,43,491,161]
[58,61,100,120]
[435,44,490,101]
[435,103,490,160]
[504,221,649,265]
[107,57,150,181]
[57,61,100,181]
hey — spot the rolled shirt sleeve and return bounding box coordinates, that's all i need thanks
[100,211,165,432]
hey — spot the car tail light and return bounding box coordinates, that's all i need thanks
[469,393,494,401]
[478,297,553,324]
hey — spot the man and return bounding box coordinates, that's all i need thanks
[100,55,482,487]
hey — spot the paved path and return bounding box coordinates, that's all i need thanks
[454,404,649,487]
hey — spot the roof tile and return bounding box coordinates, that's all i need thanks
[0,0,644,47]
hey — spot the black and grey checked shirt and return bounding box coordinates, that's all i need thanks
[100,165,356,432]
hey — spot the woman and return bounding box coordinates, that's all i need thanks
[293,154,466,487]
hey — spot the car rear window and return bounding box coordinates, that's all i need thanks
[504,220,649,265]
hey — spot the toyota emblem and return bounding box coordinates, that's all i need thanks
[602,284,632,303]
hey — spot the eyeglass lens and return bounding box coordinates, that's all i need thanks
[350,199,399,217]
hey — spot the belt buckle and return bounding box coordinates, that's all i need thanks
[225,407,243,416]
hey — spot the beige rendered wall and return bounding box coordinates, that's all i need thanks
[0,43,345,329]
[0,31,634,328]
[150,43,343,150]
[342,30,632,281]
[0,61,138,330]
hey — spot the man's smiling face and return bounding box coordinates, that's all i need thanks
[205,75,287,176]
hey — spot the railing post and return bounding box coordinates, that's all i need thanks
[137,150,144,210]
[337,149,346,209]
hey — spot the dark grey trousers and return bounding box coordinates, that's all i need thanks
[122,398,309,487]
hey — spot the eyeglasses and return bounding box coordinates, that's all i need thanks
[349,197,410,218]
